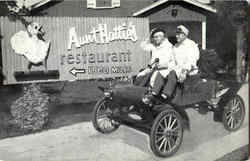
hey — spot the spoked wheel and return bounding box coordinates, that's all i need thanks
[150,109,183,157]
[92,98,120,134]
[222,95,245,132]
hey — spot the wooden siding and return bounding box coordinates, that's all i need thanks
[148,4,206,23]
[30,0,152,17]
[0,16,150,84]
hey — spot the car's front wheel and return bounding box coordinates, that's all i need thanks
[150,109,183,157]
[92,98,120,134]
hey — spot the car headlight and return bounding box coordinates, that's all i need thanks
[104,91,112,98]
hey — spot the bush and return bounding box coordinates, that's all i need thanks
[10,83,49,132]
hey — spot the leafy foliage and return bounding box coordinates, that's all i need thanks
[212,0,248,28]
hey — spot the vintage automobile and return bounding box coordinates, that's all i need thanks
[91,50,246,157]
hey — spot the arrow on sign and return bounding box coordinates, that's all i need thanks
[69,67,86,77]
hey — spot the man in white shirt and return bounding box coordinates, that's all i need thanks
[160,25,200,99]
[135,28,174,87]
[172,25,200,82]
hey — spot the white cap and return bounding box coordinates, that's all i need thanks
[177,25,189,36]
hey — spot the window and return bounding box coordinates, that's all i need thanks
[87,0,120,9]
[96,0,112,8]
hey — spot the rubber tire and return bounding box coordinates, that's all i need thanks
[222,95,245,132]
[150,109,184,157]
[92,98,120,134]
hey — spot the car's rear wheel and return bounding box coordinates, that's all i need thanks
[92,98,120,134]
[150,109,183,157]
[222,95,245,132]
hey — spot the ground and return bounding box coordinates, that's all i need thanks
[0,83,248,161]
[216,145,248,161]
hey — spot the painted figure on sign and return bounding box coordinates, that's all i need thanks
[10,22,51,72]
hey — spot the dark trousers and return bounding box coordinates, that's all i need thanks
[134,72,152,87]
[152,70,177,97]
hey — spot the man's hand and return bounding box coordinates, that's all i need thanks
[152,63,158,69]
[137,68,151,77]
[178,72,187,83]
[178,69,188,83]
[181,69,188,74]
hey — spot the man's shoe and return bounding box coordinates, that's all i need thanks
[142,93,154,105]
[128,105,135,111]
[128,112,142,120]
[161,93,168,99]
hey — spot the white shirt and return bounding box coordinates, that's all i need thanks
[140,39,174,68]
[173,38,200,76]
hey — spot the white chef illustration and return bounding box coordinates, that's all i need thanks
[10,22,51,71]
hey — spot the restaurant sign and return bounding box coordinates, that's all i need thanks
[0,17,150,84]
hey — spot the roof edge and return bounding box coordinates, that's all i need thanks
[133,0,217,17]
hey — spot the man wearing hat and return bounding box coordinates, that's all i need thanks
[172,25,200,82]
[159,25,200,99]
[136,28,175,87]
[142,25,200,104]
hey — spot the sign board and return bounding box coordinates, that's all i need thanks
[0,17,150,85]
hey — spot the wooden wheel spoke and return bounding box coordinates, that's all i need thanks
[226,112,232,119]
[105,121,110,129]
[103,120,108,129]
[235,101,240,109]
[100,120,106,129]
[156,135,165,143]
[156,131,165,135]
[230,117,234,129]
[234,106,240,113]
[169,118,177,129]
[167,139,172,151]
[107,120,112,128]
[167,115,172,129]
[100,118,113,130]
[227,116,233,126]
[163,138,167,153]
[232,99,236,107]
[164,116,168,128]
[227,116,235,129]
[159,122,165,130]
[159,138,166,151]
[100,104,107,111]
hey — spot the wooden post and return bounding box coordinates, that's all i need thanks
[236,26,245,82]
[202,21,206,50]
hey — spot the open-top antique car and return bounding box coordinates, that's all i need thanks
[91,50,246,157]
